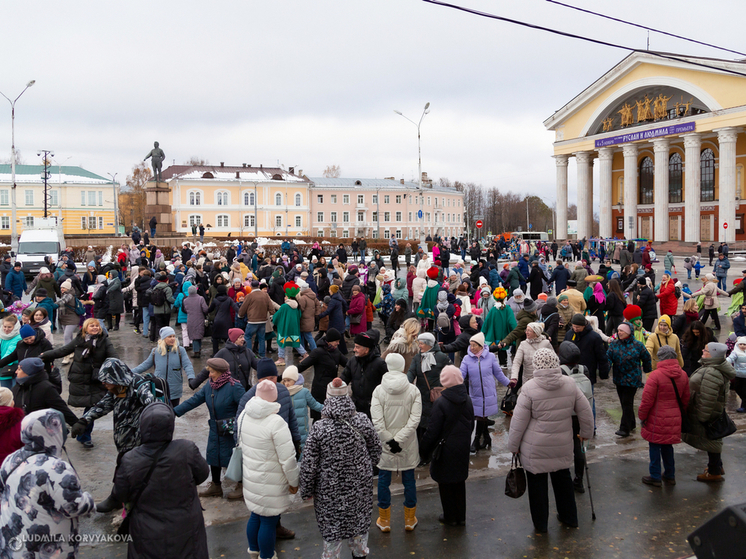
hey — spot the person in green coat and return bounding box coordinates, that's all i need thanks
[417,267,441,321]
[506,264,523,297]
[481,287,517,367]
[682,342,736,483]
[273,281,306,367]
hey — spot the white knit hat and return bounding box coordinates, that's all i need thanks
[469,332,486,347]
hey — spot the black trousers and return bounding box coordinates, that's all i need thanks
[571,416,585,481]
[616,385,638,433]
[642,317,656,332]
[150,313,170,341]
[699,308,721,330]
[211,465,222,483]
[526,469,577,532]
[734,378,746,407]
[438,481,466,523]
[707,452,723,473]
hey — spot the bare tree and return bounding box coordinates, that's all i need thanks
[119,162,151,230]
[185,156,208,166]
[322,165,341,178]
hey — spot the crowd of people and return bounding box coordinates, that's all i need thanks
[0,233,741,557]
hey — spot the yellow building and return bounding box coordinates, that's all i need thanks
[0,164,117,236]
[544,51,746,243]
[163,164,311,236]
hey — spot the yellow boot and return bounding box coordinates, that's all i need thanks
[404,506,418,531]
[376,506,391,532]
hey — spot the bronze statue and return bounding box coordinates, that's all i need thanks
[602,116,614,132]
[144,141,165,183]
[653,93,672,119]
[618,103,634,127]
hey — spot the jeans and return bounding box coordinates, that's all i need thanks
[649,442,675,480]
[246,513,280,559]
[141,307,151,337]
[244,323,266,357]
[301,331,317,352]
[192,339,202,354]
[150,227,156,237]
[718,276,727,290]
[77,406,94,443]
[461,249,466,260]
[377,469,417,509]
[526,468,577,532]
[278,344,306,361]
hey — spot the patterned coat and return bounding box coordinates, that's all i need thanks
[0,409,95,558]
[300,396,381,542]
[607,336,652,388]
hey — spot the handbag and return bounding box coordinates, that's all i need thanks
[216,417,236,436]
[704,295,714,307]
[704,408,737,440]
[118,442,169,536]
[501,365,522,416]
[350,313,362,325]
[225,413,246,482]
[421,370,444,402]
[504,454,526,499]
[670,377,692,434]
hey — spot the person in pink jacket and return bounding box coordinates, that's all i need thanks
[347,285,368,336]
[638,345,690,487]
[507,348,594,534]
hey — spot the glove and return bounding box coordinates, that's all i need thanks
[70,420,88,438]
[293,440,301,459]
[188,377,201,391]
[387,440,402,454]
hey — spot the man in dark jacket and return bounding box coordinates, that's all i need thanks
[340,266,360,303]
[298,329,348,419]
[341,330,388,418]
[633,277,658,331]
[0,325,56,383]
[0,255,12,289]
[441,315,481,363]
[131,227,141,245]
[12,357,77,426]
[548,260,571,294]
[563,314,609,384]
[149,215,157,237]
[5,261,26,299]
[114,402,209,559]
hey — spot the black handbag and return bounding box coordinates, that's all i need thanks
[430,402,464,463]
[704,409,737,440]
[501,366,522,416]
[670,378,692,434]
[118,442,169,536]
[505,454,526,499]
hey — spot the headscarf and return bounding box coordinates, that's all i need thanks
[592,282,606,304]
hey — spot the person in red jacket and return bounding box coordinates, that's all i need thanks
[0,387,23,464]
[656,272,679,317]
[348,285,368,336]
[638,345,690,487]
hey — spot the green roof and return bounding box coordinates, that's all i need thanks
[0,164,110,182]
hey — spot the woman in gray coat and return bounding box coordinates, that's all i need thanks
[106,271,124,331]
[182,285,209,358]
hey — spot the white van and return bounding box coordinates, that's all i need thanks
[17,219,66,276]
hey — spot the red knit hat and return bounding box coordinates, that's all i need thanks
[427,266,439,280]
[623,304,642,321]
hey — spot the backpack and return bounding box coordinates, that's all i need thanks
[66,297,86,316]
[149,285,167,307]
[436,309,451,333]
[135,372,171,405]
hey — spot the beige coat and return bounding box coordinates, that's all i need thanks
[511,337,553,383]
[371,372,422,471]
[691,281,729,310]
[508,367,594,474]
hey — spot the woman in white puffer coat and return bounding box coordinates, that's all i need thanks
[371,353,422,533]
[511,322,553,385]
[238,379,300,559]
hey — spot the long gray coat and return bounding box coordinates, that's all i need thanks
[107,277,124,314]
[182,293,209,340]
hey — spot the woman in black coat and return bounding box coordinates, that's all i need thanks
[190,331,258,391]
[318,288,348,354]
[134,270,153,335]
[419,366,474,526]
[114,402,209,559]
[206,285,237,356]
[335,244,348,264]
[604,278,627,336]
[441,315,480,363]
[298,331,349,419]
[528,263,548,301]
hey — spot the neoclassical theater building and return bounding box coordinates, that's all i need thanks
[545,51,746,243]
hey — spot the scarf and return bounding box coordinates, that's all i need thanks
[472,345,484,357]
[420,350,437,372]
[593,283,606,304]
[210,371,237,390]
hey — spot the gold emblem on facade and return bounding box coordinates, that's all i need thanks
[653,93,672,119]
[602,117,614,132]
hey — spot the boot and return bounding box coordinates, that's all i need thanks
[226,482,243,500]
[697,468,724,483]
[96,494,122,513]
[247,550,259,559]
[275,522,295,540]
[198,481,223,497]
[376,506,391,532]
[404,506,418,531]
[193,351,201,358]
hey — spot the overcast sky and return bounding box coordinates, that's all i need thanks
[1,0,743,210]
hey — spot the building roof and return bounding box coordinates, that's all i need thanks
[0,164,111,185]
[308,177,462,194]
[162,164,309,183]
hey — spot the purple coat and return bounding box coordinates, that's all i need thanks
[460,348,509,417]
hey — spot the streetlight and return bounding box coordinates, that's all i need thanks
[394,102,430,248]
[0,79,35,254]
[107,172,120,236]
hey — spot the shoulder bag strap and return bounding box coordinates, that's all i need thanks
[128,442,169,511]
[669,377,686,415]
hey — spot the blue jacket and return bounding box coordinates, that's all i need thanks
[173,281,192,325]
[488,268,501,290]
[290,381,323,447]
[35,297,59,317]
[5,269,26,298]
[606,336,651,388]
[132,346,195,399]
[174,380,245,467]
[319,292,347,334]
[734,313,746,337]
[549,265,571,293]
[714,257,731,278]
[236,381,300,444]
[517,259,529,281]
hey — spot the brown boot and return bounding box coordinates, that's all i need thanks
[404,506,418,531]
[376,506,391,532]
[226,482,243,500]
[275,522,295,539]
[198,481,223,497]
[696,468,724,483]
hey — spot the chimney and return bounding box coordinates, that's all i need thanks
[236,172,240,179]
[384,177,395,181]
[297,169,303,177]
[260,164,263,169]
[400,178,405,184]
[242,163,247,168]
[220,162,224,167]
[289,166,295,174]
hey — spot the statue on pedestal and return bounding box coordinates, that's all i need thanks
[144,141,165,184]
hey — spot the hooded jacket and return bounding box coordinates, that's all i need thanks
[607,334,652,388]
[12,367,77,426]
[341,273,360,303]
[371,370,422,472]
[645,316,684,369]
[508,368,594,474]
[0,409,95,557]
[638,359,690,445]
[511,335,554,384]
[441,315,480,358]
[287,377,323,447]
[132,345,195,400]
[298,289,321,332]
[460,348,510,417]
[236,381,300,445]
[412,269,427,303]
[298,338,348,416]
[657,278,678,317]
[563,323,610,383]
[273,298,302,347]
[318,292,347,334]
[113,403,209,559]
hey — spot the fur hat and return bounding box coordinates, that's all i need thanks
[440,365,464,388]
[532,348,560,370]
[384,353,406,374]
[256,379,278,402]
[327,377,348,398]
[354,332,376,349]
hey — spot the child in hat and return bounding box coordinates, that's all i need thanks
[281,365,323,450]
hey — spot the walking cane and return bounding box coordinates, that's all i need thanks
[581,441,596,521]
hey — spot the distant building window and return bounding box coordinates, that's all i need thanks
[384,212,390,222]
[81,191,86,206]
[189,191,201,206]
[330,229,337,238]
[357,211,364,222]
[357,194,364,204]
[331,195,337,204]
[317,195,323,204]
[342,229,349,238]
[0,217,8,229]
[0,191,8,206]
[395,211,402,222]
[99,216,104,229]
[372,195,377,204]
[217,214,229,227]
[701,148,715,202]
[408,212,412,222]
[244,192,254,206]
[372,229,378,239]
[395,195,401,204]
[396,230,402,239]
[24,216,34,227]
[669,152,683,203]
[384,230,390,239]
[317,212,324,223]
[244,214,255,227]
[25,190,33,206]
[88,192,96,206]
[189,215,202,227]
[217,191,229,205]
[639,157,654,205]
[275,193,283,206]
[99,191,103,206]
[295,215,301,227]
[50,190,59,207]
[275,215,282,227]
[384,195,390,204]
[295,193,302,207]
[317,229,324,237]
[427,197,431,206]
[330,212,337,222]
[343,212,349,223]
[372,212,377,222]
[343,195,350,204]
[81,217,86,229]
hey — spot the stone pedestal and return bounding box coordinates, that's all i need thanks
[144,181,173,236]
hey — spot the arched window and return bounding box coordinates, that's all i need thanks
[216,214,229,228]
[295,193,302,207]
[701,148,715,202]
[639,157,654,205]
[669,153,682,203]
[275,193,283,206]
[216,191,229,206]
[188,215,202,227]
[189,191,201,206]
[244,192,255,206]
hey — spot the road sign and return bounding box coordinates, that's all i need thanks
[724,222,729,229]
[417,210,423,219]
[476,220,483,229]
[529,223,533,229]
[548,229,553,234]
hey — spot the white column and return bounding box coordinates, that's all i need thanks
[622,143,639,240]
[683,133,701,242]
[717,127,739,243]
[586,155,595,237]
[555,155,569,240]
[653,138,670,242]
[575,151,591,240]
[598,148,614,239]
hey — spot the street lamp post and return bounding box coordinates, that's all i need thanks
[394,102,430,249]
[0,80,35,254]
[108,173,119,236]
[254,182,259,239]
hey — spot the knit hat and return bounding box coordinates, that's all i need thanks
[326,377,348,398]
[256,379,278,402]
[325,328,341,342]
[40,267,50,274]
[418,333,436,347]
[558,293,568,302]
[637,276,648,286]
[256,358,279,379]
[623,304,642,321]
[538,293,548,301]
[282,365,299,383]
[385,353,406,374]
[469,332,485,347]
[18,358,45,377]
[532,348,560,370]
[61,279,72,290]
[440,365,464,388]
[705,273,715,281]
[206,358,230,373]
[354,332,376,349]
[571,313,587,326]
[330,284,339,294]
[19,325,36,339]
[617,322,633,336]
[427,266,439,280]
[228,328,244,343]
[13,261,21,268]
[657,346,678,362]
[526,322,544,337]
[283,281,300,298]
[707,342,728,361]
[35,288,48,298]
[217,285,227,295]
[0,387,13,407]
[738,336,746,347]
[546,296,558,307]
[523,298,538,313]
